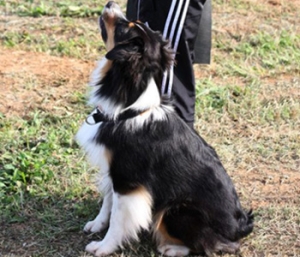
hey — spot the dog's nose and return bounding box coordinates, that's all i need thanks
[106,1,114,8]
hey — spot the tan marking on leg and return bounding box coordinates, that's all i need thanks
[127,186,153,212]
[153,210,184,247]
[104,148,113,165]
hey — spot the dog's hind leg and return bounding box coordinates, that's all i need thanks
[154,214,190,257]
[85,186,152,256]
[157,245,190,257]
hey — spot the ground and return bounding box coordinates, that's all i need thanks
[0,0,299,256]
[0,48,93,117]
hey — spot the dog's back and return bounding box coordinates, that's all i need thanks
[96,109,253,255]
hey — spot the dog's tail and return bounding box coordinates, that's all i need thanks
[238,209,254,239]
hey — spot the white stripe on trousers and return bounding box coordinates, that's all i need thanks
[160,2,175,94]
[137,0,141,20]
[161,0,190,97]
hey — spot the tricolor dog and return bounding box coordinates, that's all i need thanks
[76,1,253,256]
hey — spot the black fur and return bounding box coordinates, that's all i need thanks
[87,4,253,255]
[96,113,253,254]
[96,21,173,108]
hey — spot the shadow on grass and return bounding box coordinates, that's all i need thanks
[2,192,300,257]
[0,194,158,257]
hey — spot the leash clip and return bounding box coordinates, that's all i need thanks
[85,107,104,125]
[85,114,96,125]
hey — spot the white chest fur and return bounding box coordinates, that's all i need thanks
[76,119,110,173]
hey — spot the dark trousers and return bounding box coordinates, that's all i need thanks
[126,0,211,127]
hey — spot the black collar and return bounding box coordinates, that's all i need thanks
[85,107,148,125]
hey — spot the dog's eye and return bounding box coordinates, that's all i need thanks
[130,44,140,52]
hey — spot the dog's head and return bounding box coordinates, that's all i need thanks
[99,1,172,76]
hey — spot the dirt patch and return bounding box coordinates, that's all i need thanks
[235,169,300,208]
[0,47,94,117]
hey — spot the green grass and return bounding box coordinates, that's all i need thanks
[214,30,300,79]
[0,110,99,256]
[195,77,299,173]
[0,0,300,256]
[0,111,84,204]
[1,0,103,17]
[0,17,105,59]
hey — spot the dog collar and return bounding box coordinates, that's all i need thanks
[85,107,149,125]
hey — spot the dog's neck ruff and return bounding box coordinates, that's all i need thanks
[86,106,148,125]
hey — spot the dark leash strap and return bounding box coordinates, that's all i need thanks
[85,107,147,125]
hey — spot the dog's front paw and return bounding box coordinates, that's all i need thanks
[84,219,108,233]
[85,241,116,256]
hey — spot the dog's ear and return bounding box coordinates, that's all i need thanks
[134,22,173,71]
[106,37,144,61]
[160,40,174,71]
[105,44,129,61]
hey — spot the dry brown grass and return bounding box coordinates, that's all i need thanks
[0,0,299,256]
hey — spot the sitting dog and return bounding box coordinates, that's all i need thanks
[76,1,253,256]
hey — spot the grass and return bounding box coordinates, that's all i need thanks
[0,17,104,59]
[0,110,99,256]
[1,0,300,256]
[1,0,104,17]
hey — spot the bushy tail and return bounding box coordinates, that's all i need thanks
[238,209,254,238]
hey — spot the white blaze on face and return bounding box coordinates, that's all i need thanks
[100,2,127,51]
